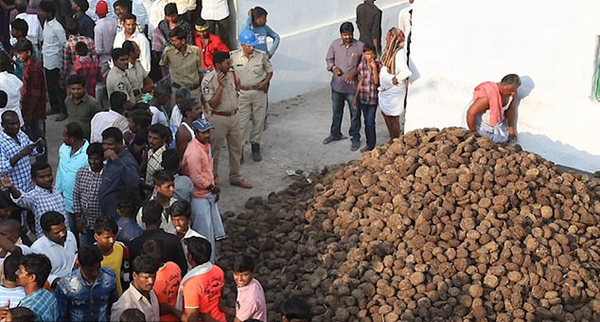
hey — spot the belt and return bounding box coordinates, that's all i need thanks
[211,108,238,117]
[173,82,200,91]
[239,85,260,91]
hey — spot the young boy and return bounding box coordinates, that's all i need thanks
[2,161,68,239]
[353,44,380,152]
[94,216,130,295]
[221,255,267,322]
[9,19,28,80]
[16,39,47,159]
[72,41,102,97]
[115,191,143,245]
[169,200,204,269]
[143,124,170,185]
[136,171,176,233]
[71,0,95,38]
[242,7,280,58]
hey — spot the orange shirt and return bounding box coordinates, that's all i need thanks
[181,139,214,199]
[154,262,182,322]
[181,264,225,321]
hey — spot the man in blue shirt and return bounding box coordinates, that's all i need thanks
[54,245,118,322]
[241,6,280,58]
[55,122,89,235]
[16,254,59,322]
[98,127,140,220]
[0,111,44,192]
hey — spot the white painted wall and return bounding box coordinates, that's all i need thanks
[233,0,408,102]
[405,0,600,172]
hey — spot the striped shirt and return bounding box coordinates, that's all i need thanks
[0,285,25,308]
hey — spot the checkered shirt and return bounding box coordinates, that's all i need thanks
[0,131,43,192]
[73,54,102,97]
[18,289,59,322]
[357,60,381,105]
[62,35,96,78]
[73,166,103,228]
[14,185,68,238]
[21,58,47,122]
[145,145,166,184]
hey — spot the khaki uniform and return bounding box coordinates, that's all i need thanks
[201,69,243,183]
[160,45,203,100]
[230,49,273,145]
[126,60,148,102]
[106,66,135,102]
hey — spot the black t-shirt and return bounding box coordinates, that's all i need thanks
[129,228,188,275]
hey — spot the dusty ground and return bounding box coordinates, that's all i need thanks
[46,88,390,214]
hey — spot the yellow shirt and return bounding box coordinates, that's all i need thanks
[101,242,126,295]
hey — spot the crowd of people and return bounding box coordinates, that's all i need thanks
[0,0,523,320]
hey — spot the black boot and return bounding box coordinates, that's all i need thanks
[251,143,262,162]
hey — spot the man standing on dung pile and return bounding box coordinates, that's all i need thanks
[466,74,521,143]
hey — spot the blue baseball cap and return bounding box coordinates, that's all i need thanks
[192,118,213,132]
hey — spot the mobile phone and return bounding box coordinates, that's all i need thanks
[32,137,42,145]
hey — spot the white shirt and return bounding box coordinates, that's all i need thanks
[90,110,124,143]
[200,0,229,21]
[0,286,25,308]
[169,104,182,139]
[113,30,151,73]
[30,231,78,285]
[149,105,168,126]
[132,0,151,27]
[398,5,413,42]
[168,0,195,15]
[0,71,24,127]
[14,12,43,46]
[135,197,176,234]
[41,18,67,70]
[149,0,167,35]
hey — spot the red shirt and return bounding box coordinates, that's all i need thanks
[154,262,182,322]
[194,32,229,70]
[181,264,225,321]
[73,55,102,97]
[21,57,47,122]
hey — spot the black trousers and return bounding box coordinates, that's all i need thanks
[44,68,67,114]
[207,17,230,48]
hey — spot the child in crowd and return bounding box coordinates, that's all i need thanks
[72,41,102,97]
[119,308,146,322]
[0,254,25,307]
[94,217,130,295]
[353,44,380,152]
[169,200,204,269]
[8,19,28,79]
[280,297,311,322]
[161,149,193,204]
[242,6,280,58]
[5,307,36,322]
[221,255,267,322]
[142,124,170,185]
[136,171,176,233]
[2,162,67,239]
[115,191,143,245]
[143,239,181,322]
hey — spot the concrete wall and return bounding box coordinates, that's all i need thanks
[233,0,408,102]
[405,0,600,172]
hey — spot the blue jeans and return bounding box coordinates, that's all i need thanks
[359,103,377,149]
[330,90,361,143]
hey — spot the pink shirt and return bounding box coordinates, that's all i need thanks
[181,138,214,198]
[236,279,267,322]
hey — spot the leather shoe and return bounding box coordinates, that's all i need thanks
[230,180,253,189]
[351,141,360,151]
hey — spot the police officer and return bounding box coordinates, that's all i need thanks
[230,30,273,162]
[106,48,135,102]
[160,26,203,101]
[201,51,253,189]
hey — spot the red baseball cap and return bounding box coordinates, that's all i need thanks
[96,1,108,15]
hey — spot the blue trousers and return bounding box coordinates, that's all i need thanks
[330,90,361,143]
[359,103,377,149]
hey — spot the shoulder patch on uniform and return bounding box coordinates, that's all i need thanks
[118,82,126,90]
[203,86,210,94]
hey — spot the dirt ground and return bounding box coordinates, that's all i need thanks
[46,87,390,214]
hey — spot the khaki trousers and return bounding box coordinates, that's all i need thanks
[208,113,243,183]
[238,90,267,145]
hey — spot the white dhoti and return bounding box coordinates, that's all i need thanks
[378,65,407,116]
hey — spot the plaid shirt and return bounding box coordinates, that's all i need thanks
[73,166,103,228]
[0,131,43,192]
[21,58,47,122]
[145,145,166,184]
[72,55,102,97]
[62,35,96,78]
[14,185,68,238]
[18,289,59,322]
[357,60,380,105]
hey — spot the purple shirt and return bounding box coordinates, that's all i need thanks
[94,17,117,64]
[326,38,364,94]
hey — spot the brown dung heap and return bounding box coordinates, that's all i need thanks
[219,127,600,322]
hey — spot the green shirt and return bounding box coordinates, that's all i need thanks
[65,94,103,139]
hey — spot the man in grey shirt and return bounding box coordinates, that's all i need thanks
[324,22,364,151]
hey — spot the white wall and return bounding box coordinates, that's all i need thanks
[233,0,408,102]
[405,0,600,172]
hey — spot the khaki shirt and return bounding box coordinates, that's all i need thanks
[65,94,103,139]
[160,45,202,86]
[106,66,135,102]
[230,49,273,87]
[201,69,238,113]
[126,60,148,96]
